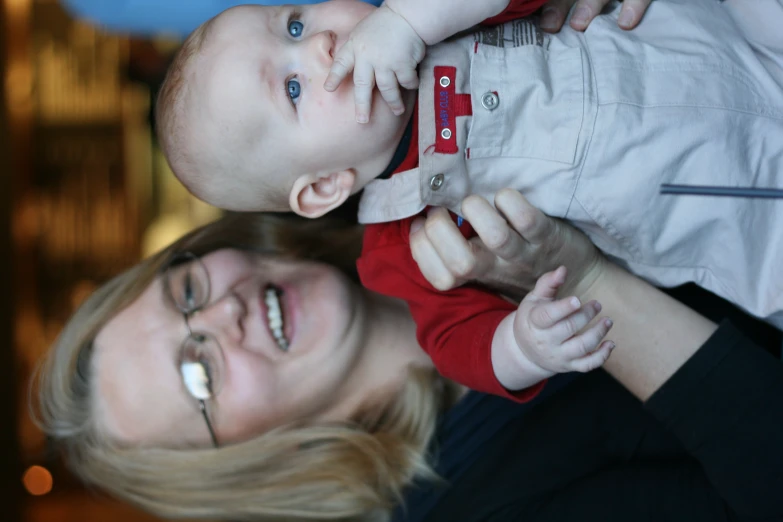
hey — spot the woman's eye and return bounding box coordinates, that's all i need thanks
[180,333,223,399]
[288,19,304,38]
[181,360,213,400]
[182,272,200,310]
[287,77,301,105]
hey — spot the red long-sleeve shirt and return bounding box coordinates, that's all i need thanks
[358,0,548,401]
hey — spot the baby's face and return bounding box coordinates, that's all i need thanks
[187,0,411,210]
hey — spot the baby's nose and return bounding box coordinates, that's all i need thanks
[310,30,336,66]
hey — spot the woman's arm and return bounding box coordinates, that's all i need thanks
[576,261,716,401]
[643,318,783,518]
[411,188,716,400]
[414,189,783,521]
[414,189,783,520]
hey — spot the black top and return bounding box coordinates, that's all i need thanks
[393,374,580,522]
[401,320,783,522]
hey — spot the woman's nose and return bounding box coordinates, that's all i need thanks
[190,293,246,344]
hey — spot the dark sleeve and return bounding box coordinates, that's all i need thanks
[358,220,545,402]
[427,321,783,522]
[498,321,783,522]
[644,320,783,519]
[498,465,736,522]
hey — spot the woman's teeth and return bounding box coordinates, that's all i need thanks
[264,286,289,351]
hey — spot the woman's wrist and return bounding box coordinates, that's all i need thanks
[560,250,608,301]
[579,262,717,401]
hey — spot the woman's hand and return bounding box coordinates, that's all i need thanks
[539,0,653,33]
[410,188,606,300]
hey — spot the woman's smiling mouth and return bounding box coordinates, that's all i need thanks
[264,285,289,351]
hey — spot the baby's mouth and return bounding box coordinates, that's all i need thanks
[264,285,289,351]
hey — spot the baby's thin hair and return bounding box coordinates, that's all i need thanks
[154,11,291,212]
[155,18,215,168]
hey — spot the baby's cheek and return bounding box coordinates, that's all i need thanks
[315,89,354,124]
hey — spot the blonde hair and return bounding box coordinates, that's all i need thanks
[35,212,456,521]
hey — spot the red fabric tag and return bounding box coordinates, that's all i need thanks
[433,66,472,154]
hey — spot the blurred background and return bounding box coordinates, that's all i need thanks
[3,2,779,521]
[1,0,219,520]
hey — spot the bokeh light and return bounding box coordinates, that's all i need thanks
[22,465,53,496]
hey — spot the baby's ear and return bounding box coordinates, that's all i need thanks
[289,170,356,219]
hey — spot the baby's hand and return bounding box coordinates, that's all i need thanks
[323,5,425,124]
[513,266,614,375]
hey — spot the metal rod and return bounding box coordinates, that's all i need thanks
[660,184,783,199]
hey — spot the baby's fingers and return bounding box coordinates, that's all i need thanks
[569,340,615,373]
[560,316,614,365]
[324,43,355,92]
[375,69,405,116]
[547,299,602,342]
[528,270,579,327]
[395,66,419,91]
[352,59,376,123]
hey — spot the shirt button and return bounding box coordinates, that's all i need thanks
[439,76,451,87]
[440,128,452,139]
[481,91,499,111]
[429,173,445,190]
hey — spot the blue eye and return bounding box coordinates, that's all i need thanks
[287,77,301,104]
[288,19,304,38]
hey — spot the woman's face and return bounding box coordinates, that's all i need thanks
[92,249,368,447]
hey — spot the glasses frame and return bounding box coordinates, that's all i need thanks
[163,251,221,448]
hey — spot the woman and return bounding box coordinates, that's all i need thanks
[36,190,783,522]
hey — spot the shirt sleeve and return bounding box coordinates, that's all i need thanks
[492,321,783,522]
[483,0,549,26]
[644,320,783,519]
[61,0,384,36]
[358,218,544,402]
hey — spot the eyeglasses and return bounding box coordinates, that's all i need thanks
[163,252,224,448]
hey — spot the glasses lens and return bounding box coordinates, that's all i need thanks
[165,253,210,313]
[179,333,224,400]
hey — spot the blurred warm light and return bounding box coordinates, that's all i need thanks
[5,0,31,19]
[15,304,46,357]
[71,280,99,310]
[22,466,53,496]
[142,204,221,258]
[151,35,183,54]
[142,213,196,258]
[5,61,33,115]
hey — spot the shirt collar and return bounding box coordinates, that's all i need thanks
[377,109,417,180]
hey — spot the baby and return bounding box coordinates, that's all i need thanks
[157,0,783,400]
